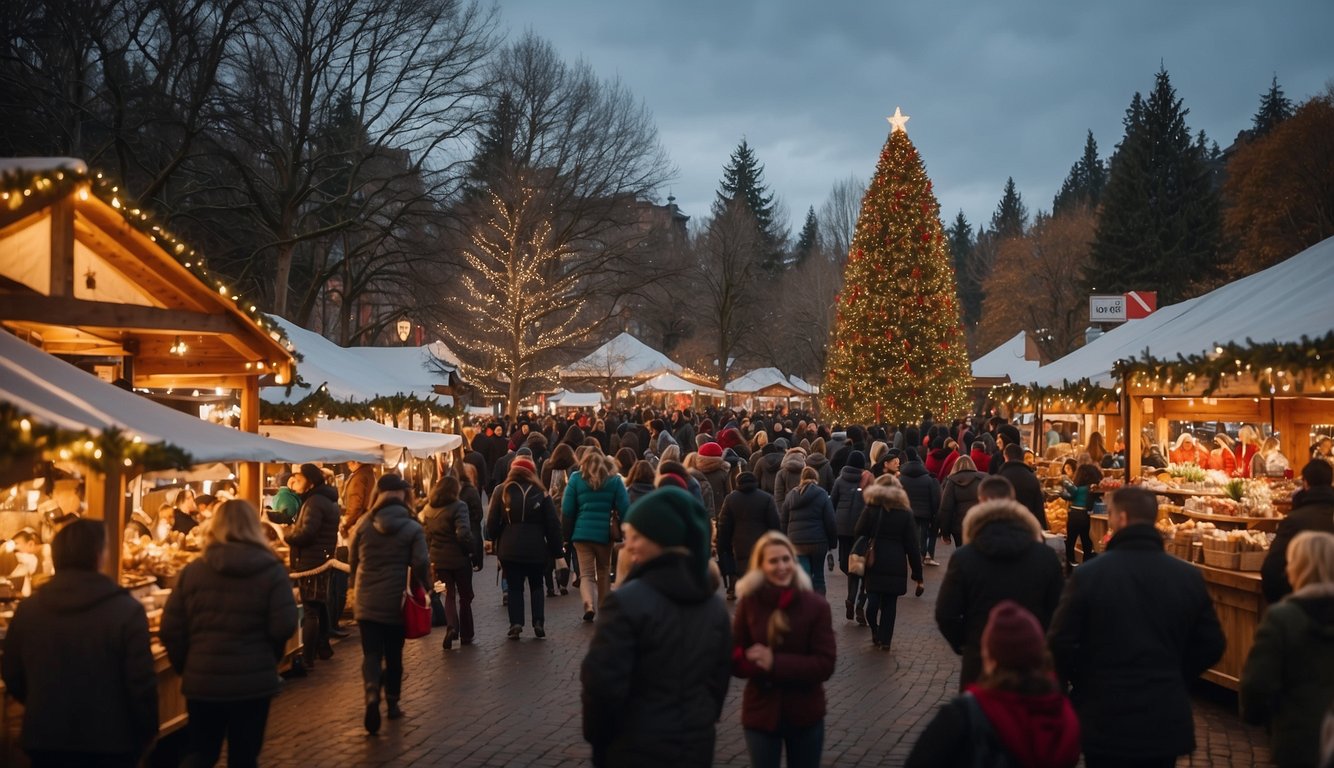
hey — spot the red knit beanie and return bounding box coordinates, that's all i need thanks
[511,457,537,474]
[699,442,723,458]
[982,600,1046,670]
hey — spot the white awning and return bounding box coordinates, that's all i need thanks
[632,372,725,396]
[0,330,379,465]
[562,333,684,379]
[318,419,461,455]
[972,331,1042,382]
[549,390,604,407]
[726,368,811,396]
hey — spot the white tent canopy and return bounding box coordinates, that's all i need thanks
[562,333,684,379]
[632,372,725,396]
[0,330,379,465]
[318,419,461,455]
[1024,236,1334,389]
[264,316,456,405]
[548,390,604,408]
[972,331,1042,383]
[727,367,811,396]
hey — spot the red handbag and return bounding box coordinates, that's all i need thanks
[402,578,432,640]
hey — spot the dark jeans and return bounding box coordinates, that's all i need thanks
[914,517,936,558]
[502,560,545,627]
[865,592,899,647]
[795,544,827,595]
[743,721,824,768]
[301,600,330,663]
[28,753,138,768]
[359,620,406,703]
[1066,510,1094,567]
[837,535,865,606]
[436,565,475,642]
[1084,756,1176,768]
[182,696,272,768]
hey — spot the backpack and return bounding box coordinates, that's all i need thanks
[960,692,1017,768]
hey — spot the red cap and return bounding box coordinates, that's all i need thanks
[699,442,723,458]
[511,457,537,474]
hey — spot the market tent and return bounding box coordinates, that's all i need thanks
[632,372,725,396]
[0,330,379,464]
[549,390,604,408]
[972,331,1042,384]
[562,333,684,379]
[727,368,811,396]
[259,424,401,465]
[1023,299,1200,388]
[317,418,461,454]
[264,316,456,405]
[788,375,817,394]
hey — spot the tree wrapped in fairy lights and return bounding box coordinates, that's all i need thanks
[822,108,972,425]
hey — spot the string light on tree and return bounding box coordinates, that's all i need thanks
[822,108,972,424]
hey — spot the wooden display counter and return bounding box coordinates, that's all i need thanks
[1194,563,1265,691]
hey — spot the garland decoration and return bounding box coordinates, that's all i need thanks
[0,403,192,487]
[1114,333,1334,397]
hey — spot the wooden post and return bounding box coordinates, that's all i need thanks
[85,466,126,581]
[49,194,75,298]
[1126,392,1142,479]
[238,376,261,502]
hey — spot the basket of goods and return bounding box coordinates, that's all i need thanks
[1045,498,1069,535]
[1201,529,1271,570]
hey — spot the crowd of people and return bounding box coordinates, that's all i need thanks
[1,404,1332,768]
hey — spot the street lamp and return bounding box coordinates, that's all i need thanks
[396,318,412,345]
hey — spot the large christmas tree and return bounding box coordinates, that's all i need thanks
[823,108,972,425]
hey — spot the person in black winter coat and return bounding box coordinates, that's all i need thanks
[423,476,483,649]
[716,472,781,594]
[286,463,341,668]
[937,457,987,546]
[780,468,837,595]
[996,444,1049,530]
[1,520,158,766]
[1048,487,1224,766]
[1260,459,1334,603]
[486,457,563,639]
[934,499,1064,689]
[754,444,785,497]
[831,452,870,623]
[898,449,942,565]
[161,500,299,766]
[582,488,731,768]
[854,479,924,650]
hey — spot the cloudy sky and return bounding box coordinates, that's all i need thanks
[499,0,1332,237]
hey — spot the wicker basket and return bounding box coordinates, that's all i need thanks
[1203,549,1241,570]
[1237,550,1266,572]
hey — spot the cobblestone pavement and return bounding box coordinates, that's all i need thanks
[250,543,1271,767]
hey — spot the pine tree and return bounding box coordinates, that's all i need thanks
[794,206,820,265]
[946,210,982,327]
[1252,75,1294,137]
[714,138,783,271]
[1086,68,1221,304]
[1053,130,1107,214]
[822,116,972,425]
[991,177,1028,240]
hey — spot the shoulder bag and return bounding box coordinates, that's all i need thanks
[847,509,885,575]
[402,571,432,639]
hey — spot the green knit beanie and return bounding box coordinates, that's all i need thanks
[623,487,710,580]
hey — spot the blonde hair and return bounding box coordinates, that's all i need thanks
[579,448,612,491]
[1286,531,1334,591]
[1238,425,1260,447]
[659,444,681,464]
[869,441,889,466]
[745,531,814,647]
[753,431,768,450]
[951,456,977,474]
[207,499,274,552]
[797,465,819,491]
[1260,436,1281,455]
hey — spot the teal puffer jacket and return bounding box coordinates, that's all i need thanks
[562,471,631,544]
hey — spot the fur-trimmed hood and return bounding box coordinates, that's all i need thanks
[781,449,808,473]
[734,559,813,598]
[863,482,910,510]
[962,499,1043,545]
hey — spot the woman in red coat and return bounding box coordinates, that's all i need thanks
[732,531,837,768]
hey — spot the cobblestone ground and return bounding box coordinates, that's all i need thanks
[245,543,1270,767]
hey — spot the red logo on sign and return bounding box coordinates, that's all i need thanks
[1125,291,1157,319]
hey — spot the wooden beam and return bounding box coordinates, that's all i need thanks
[49,195,74,297]
[134,358,264,378]
[134,373,256,390]
[0,293,244,335]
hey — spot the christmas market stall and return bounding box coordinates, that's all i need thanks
[631,372,726,411]
[726,368,814,412]
[560,332,688,405]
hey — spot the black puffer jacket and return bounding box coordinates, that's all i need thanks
[423,500,479,571]
[754,450,784,496]
[287,483,340,571]
[582,552,731,768]
[781,483,836,552]
[934,500,1064,687]
[349,500,430,625]
[899,460,941,521]
[830,465,867,536]
[937,469,986,544]
[0,571,158,756]
[161,542,299,701]
[485,480,562,566]
[772,452,808,503]
[806,453,834,492]
[997,460,1049,530]
[716,473,781,571]
[854,484,923,596]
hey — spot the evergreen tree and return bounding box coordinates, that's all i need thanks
[822,117,971,424]
[794,205,820,265]
[714,138,783,271]
[990,177,1028,239]
[1086,68,1221,304]
[947,210,982,327]
[1252,75,1294,137]
[1052,130,1107,214]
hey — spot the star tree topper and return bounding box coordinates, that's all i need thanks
[887,106,910,134]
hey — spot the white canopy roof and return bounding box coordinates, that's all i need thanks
[317,419,461,455]
[264,316,455,405]
[1026,236,1334,388]
[632,372,725,396]
[972,331,1042,382]
[562,333,684,379]
[727,368,811,395]
[549,390,604,407]
[0,330,379,465]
